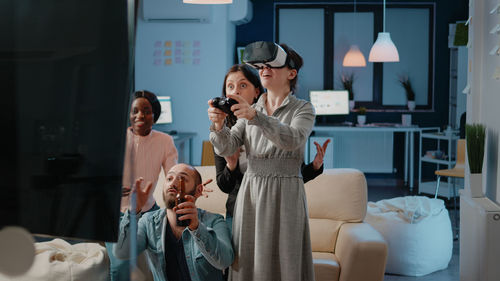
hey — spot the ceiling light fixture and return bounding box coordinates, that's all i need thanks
[368,0,399,62]
[343,0,366,67]
[343,45,366,67]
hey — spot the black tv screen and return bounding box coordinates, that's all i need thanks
[0,0,134,242]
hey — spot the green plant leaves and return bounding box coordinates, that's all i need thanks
[466,123,486,173]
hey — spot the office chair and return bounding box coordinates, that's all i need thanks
[434,139,465,238]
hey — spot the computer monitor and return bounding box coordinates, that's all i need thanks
[156,96,173,124]
[310,90,350,115]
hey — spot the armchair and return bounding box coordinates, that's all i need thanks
[305,168,388,281]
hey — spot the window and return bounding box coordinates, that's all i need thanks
[278,8,324,101]
[276,3,435,111]
[333,12,374,102]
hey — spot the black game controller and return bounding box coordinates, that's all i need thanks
[211,97,238,115]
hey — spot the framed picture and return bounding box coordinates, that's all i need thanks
[237,47,245,64]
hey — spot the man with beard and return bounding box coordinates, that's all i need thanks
[114,164,234,281]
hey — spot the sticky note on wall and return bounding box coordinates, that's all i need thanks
[493,67,500,80]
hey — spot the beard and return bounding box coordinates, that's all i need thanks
[166,198,176,209]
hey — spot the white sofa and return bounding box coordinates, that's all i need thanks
[154,166,388,281]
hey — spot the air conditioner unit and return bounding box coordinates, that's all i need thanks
[230,0,252,25]
[143,0,212,23]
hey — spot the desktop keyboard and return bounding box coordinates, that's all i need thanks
[330,122,353,127]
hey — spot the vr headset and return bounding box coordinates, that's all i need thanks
[242,41,296,69]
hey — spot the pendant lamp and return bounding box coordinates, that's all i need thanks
[368,0,399,62]
[183,0,232,4]
[343,0,366,67]
[343,45,366,67]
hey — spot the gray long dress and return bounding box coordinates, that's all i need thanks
[210,93,316,281]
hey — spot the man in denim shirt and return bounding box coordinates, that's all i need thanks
[114,164,234,281]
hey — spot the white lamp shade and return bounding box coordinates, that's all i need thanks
[343,45,367,67]
[183,0,232,3]
[368,32,400,62]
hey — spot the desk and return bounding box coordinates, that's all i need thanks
[171,133,196,165]
[310,125,421,190]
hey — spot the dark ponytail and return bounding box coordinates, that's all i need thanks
[279,43,303,93]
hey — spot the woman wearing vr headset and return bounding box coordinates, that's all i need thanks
[214,64,330,229]
[208,42,316,281]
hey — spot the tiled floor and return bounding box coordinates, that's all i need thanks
[365,176,460,281]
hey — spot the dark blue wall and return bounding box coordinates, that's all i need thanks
[236,0,468,129]
[236,0,468,180]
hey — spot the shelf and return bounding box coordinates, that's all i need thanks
[419,133,459,196]
[419,180,463,199]
[421,156,456,165]
[421,132,460,140]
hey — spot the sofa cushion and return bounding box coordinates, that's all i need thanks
[312,252,340,281]
[309,219,344,252]
[305,169,367,222]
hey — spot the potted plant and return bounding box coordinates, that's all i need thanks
[341,72,355,110]
[398,75,416,110]
[465,123,486,197]
[357,106,367,125]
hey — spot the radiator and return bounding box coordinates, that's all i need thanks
[460,193,500,281]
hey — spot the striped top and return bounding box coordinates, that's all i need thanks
[120,128,178,212]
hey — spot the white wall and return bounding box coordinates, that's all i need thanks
[466,0,500,204]
[455,47,468,129]
[135,2,236,165]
